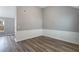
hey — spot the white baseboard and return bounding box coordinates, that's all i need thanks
[43,29,79,45]
[16,29,43,42]
[16,29,79,45]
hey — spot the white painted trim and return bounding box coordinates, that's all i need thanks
[16,29,79,44]
[16,29,43,42]
[43,29,79,45]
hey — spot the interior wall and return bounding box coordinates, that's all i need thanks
[43,6,79,44]
[17,6,43,31]
[0,6,16,18]
[0,6,16,36]
[43,6,79,32]
[16,6,43,41]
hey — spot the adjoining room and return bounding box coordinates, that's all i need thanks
[0,6,16,52]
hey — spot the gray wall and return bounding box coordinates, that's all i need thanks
[43,6,79,32]
[0,17,15,36]
[17,6,43,31]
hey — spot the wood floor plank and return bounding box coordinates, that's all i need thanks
[32,38,58,52]
[28,39,48,52]
[17,36,79,52]
[0,36,79,52]
[33,38,59,52]
[41,36,79,51]
[36,37,77,51]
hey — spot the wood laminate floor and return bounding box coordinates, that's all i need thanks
[17,36,79,52]
[0,36,23,52]
[0,36,79,52]
[0,36,17,52]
